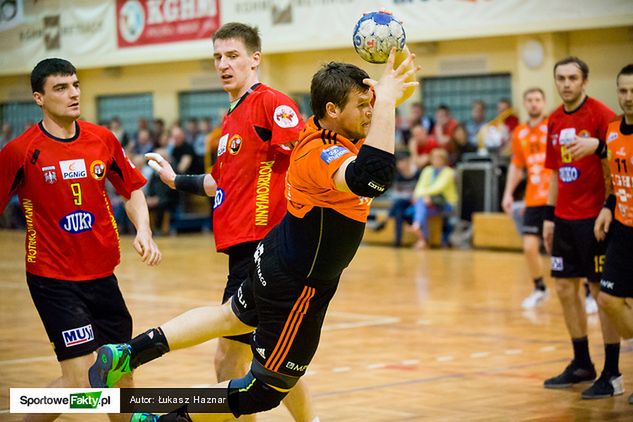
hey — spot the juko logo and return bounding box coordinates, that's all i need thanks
[70,391,105,409]
[59,211,94,233]
[559,166,579,183]
[62,324,94,347]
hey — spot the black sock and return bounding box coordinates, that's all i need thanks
[128,327,170,369]
[572,337,592,368]
[603,342,621,376]
[533,277,546,291]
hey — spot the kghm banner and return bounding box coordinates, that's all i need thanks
[116,0,221,48]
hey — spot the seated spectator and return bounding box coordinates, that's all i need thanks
[109,117,130,149]
[408,124,439,170]
[478,98,519,155]
[170,126,194,174]
[387,151,420,247]
[191,118,210,174]
[145,150,179,234]
[432,104,458,150]
[411,148,457,249]
[132,128,154,157]
[465,100,486,147]
[1,122,13,149]
[450,123,477,165]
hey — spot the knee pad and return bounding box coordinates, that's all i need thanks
[227,370,288,417]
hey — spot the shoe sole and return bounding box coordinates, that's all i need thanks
[582,393,617,400]
[89,346,114,388]
[544,379,595,389]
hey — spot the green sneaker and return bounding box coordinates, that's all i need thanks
[130,413,159,422]
[88,343,132,387]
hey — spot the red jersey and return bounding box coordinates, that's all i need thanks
[606,116,633,227]
[510,118,551,207]
[545,97,615,219]
[0,120,146,281]
[286,117,373,223]
[211,83,304,252]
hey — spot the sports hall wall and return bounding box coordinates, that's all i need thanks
[0,26,630,126]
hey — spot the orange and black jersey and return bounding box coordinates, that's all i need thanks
[272,117,374,280]
[606,116,633,227]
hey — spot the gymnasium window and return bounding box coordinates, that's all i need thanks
[178,90,226,127]
[97,93,153,134]
[421,73,512,122]
[290,93,312,120]
[0,101,42,136]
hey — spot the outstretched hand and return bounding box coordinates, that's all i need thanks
[145,153,177,189]
[363,47,420,106]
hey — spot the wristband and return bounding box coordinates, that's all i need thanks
[543,205,555,222]
[594,140,607,158]
[604,194,616,212]
[174,174,207,196]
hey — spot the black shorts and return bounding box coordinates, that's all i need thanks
[551,217,606,282]
[222,241,259,344]
[601,220,633,298]
[231,235,339,390]
[26,273,132,361]
[522,206,546,236]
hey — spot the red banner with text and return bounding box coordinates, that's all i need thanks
[116,0,220,48]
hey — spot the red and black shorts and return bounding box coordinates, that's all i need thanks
[230,235,339,390]
[26,273,132,361]
[551,217,606,282]
[600,220,633,298]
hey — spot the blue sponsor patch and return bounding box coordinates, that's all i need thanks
[214,188,225,209]
[320,146,349,164]
[62,324,94,347]
[559,166,580,183]
[59,210,94,234]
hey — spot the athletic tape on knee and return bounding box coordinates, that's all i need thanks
[227,371,288,416]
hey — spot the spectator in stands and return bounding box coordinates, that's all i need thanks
[204,114,225,172]
[132,128,154,157]
[409,102,434,133]
[465,100,486,146]
[145,150,179,235]
[408,124,439,169]
[497,98,520,135]
[153,118,166,148]
[388,151,420,247]
[450,123,477,165]
[479,98,520,155]
[432,104,459,150]
[170,125,194,174]
[184,118,199,145]
[191,118,210,174]
[1,122,13,149]
[411,148,457,249]
[109,116,130,149]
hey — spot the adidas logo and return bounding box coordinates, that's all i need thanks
[256,348,266,358]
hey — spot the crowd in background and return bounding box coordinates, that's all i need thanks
[0,98,518,246]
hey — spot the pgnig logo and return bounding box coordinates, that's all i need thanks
[20,391,109,409]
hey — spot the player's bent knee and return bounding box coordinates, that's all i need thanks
[228,371,288,416]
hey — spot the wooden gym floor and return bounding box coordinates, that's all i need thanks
[0,230,631,421]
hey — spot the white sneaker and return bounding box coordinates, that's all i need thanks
[522,289,549,309]
[586,294,598,315]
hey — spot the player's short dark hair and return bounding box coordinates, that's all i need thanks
[523,87,545,99]
[213,22,261,53]
[617,64,633,84]
[310,62,369,120]
[554,56,589,80]
[437,104,450,113]
[31,58,76,93]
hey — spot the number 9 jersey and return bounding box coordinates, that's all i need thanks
[0,121,146,281]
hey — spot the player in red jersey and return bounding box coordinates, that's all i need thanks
[0,58,161,422]
[502,88,551,309]
[88,49,419,421]
[109,23,314,421]
[542,56,623,399]
[594,63,633,405]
